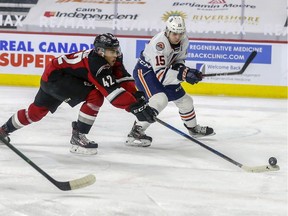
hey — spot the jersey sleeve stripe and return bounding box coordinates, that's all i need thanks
[138,69,152,98]
[116,77,134,83]
[106,87,126,102]
[155,67,166,74]
[161,68,170,84]
[157,68,169,84]
[156,70,164,81]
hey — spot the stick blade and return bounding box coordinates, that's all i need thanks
[69,174,96,190]
[202,51,257,77]
[241,165,280,173]
[240,51,257,72]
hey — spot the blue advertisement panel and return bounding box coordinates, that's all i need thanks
[187,42,271,64]
[136,40,272,64]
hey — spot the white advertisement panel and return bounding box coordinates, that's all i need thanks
[9,0,286,37]
[0,32,287,86]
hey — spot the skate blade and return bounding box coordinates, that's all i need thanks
[191,132,216,138]
[125,137,151,147]
[70,145,98,155]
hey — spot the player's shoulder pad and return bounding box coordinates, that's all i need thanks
[89,53,111,77]
[149,31,170,54]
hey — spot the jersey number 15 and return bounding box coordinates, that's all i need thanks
[155,55,165,66]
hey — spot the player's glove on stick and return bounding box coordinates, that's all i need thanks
[177,67,202,85]
[133,91,146,101]
[130,99,157,123]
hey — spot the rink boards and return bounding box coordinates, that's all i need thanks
[0,32,287,98]
[0,73,286,98]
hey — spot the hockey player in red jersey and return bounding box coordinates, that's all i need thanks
[0,33,156,155]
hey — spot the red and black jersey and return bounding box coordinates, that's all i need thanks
[41,49,137,111]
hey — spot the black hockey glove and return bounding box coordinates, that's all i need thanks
[130,99,157,123]
[133,91,146,101]
[172,63,186,71]
[177,67,202,85]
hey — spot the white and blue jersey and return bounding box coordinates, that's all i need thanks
[133,31,189,101]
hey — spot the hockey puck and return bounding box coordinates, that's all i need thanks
[268,157,277,166]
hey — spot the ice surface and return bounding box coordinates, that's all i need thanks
[0,86,287,216]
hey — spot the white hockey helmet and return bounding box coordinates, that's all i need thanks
[165,15,186,34]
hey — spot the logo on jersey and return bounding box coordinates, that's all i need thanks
[156,42,165,51]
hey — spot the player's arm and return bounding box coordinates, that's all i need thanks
[149,50,182,86]
[111,56,157,122]
[173,37,202,85]
[89,66,156,123]
[144,41,175,85]
[112,55,137,94]
[89,65,135,109]
[146,39,196,86]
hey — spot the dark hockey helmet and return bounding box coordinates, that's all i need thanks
[94,33,119,49]
[94,33,121,57]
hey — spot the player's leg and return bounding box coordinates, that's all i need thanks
[126,67,168,147]
[41,74,101,154]
[70,89,104,155]
[0,88,61,143]
[172,93,215,138]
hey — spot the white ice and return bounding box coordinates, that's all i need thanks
[0,86,287,216]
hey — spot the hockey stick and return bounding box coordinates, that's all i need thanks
[202,51,257,77]
[0,137,96,191]
[155,117,280,173]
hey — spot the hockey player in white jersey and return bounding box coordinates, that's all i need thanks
[126,15,215,147]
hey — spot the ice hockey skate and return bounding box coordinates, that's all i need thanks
[0,124,10,143]
[126,122,152,147]
[185,124,215,138]
[70,121,98,155]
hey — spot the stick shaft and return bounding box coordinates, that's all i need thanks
[156,118,279,173]
[155,117,243,168]
[0,137,95,190]
[1,138,60,185]
[203,51,257,77]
